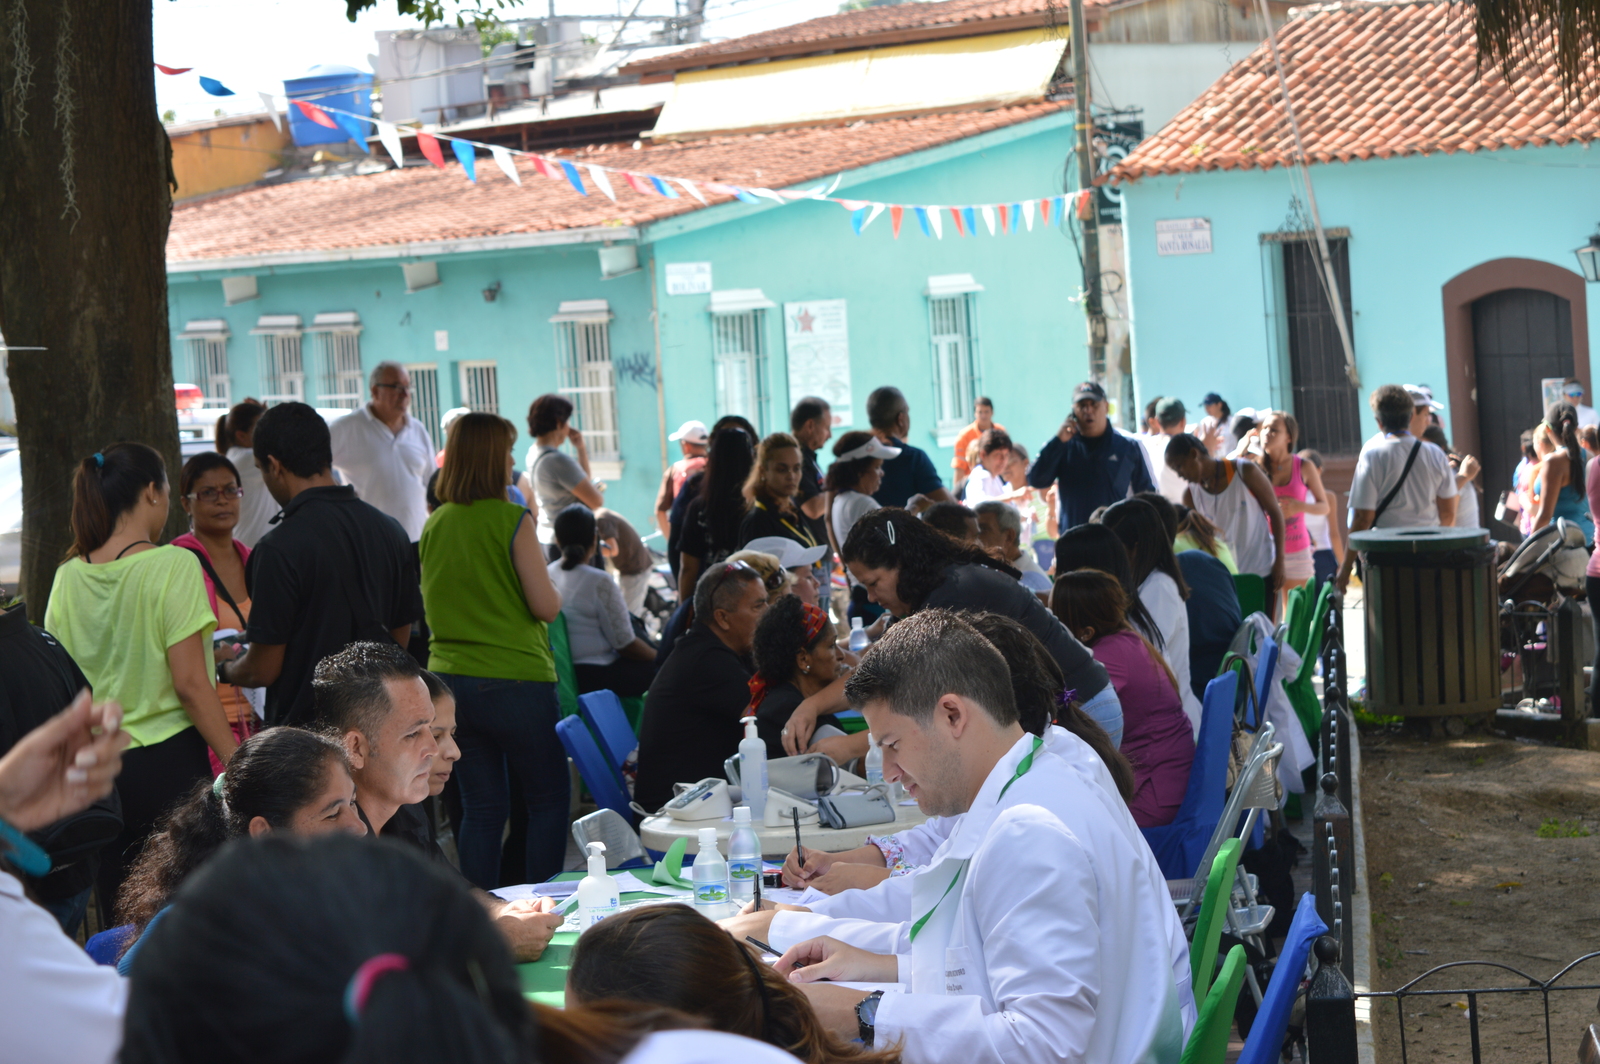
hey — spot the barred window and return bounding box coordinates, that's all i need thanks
[459,361,499,414]
[926,276,984,441]
[251,315,304,405]
[551,301,620,464]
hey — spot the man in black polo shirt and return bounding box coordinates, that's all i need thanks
[220,403,422,727]
[865,386,951,509]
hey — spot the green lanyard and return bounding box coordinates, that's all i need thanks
[908,736,1043,943]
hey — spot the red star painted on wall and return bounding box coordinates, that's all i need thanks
[792,307,816,333]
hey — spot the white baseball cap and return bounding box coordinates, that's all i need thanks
[1404,384,1443,411]
[668,420,709,444]
[833,437,903,462]
[744,536,828,570]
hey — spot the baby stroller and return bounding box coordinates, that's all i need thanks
[1499,518,1590,705]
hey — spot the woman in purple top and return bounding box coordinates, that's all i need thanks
[1051,568,1195,828]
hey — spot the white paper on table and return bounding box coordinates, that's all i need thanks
[558,895,691,932]
[490,872,690,904]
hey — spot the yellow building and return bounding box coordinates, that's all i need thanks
[167,112,289,202]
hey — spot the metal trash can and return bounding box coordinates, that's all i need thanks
[1352,527,1499,716]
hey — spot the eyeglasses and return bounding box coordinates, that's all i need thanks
[185,486,244,503]
[374,383,412,395]
[721,559,754,575]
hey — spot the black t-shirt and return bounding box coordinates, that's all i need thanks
[666,471,705,575]
[753,682,841,761]
[245,485,423,727]
[737,501,820,552]
[922,563,1110,701]
[358,802,449,868]
[798,448,830,548]
[634,623,752,813]
[678,495,745,566]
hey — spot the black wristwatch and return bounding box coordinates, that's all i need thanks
[856,990,884,1046]
[215,659,230,687]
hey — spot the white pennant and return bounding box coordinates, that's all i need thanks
[490,146,521,186]
[677,178,707,204]
[588,166,617,201]
[928,209,944,240]
[377,121,405,168]
[860,203,886,231]
[260,93,282,132]
[1023,200,1036,231]
[981,205,996,236]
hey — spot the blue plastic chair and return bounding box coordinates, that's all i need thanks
[555,715,634,824]
[578,690,639,778]
[1236,893,1329,1064]
[1250,636,1279,729]
[1142,671,1236,880]
[85,924,133,966]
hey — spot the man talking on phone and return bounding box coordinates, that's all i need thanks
[1027,382,1154,530]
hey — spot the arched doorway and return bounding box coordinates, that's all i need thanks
[1442,259,1590,506]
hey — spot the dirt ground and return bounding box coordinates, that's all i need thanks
[1360,727,1600,1064]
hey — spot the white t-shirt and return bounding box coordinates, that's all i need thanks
[1012,546,1053,593]
[1349,434,1457,528]
[227,445,279,548]
[1140,433,1189,504]
[547,560,635,665]
[329,406,435,541]
[831,490,878,560]
[1455,478,1482,530]
[1577,403,1599,429]
[0,871,126,1064]
[1188,459,1277,578]
[1139,570,1204,737]
[961,469,1011,506]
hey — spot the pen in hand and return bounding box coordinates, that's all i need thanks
[792,807,806,872]
[746,936,802,970]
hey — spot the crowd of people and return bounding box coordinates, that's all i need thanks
[2,359,1575,1063]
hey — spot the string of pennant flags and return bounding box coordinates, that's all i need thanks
[157,63,1093,238]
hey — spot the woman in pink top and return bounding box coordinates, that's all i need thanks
[1052,568,1195,827]
[1261,412,1329,605]
[172,452,256,774]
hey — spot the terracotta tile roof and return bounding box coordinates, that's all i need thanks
[167,101,1067,262]
[1110,0,1600,181]
[619,0,1076,77]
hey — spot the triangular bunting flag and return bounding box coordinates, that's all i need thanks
[334,112,369,152]
[890,205,904,239]
[749,188,786,204]
[651,175,679,199]
[1040,197,1053,225]
[929,209,944,240]
[621,172,652,195]
[1010,203,1022,233]
[199,77,235,97]
[851,207,869,235]
[560,160,588,196]
[949,207,966,238]
[294,100,341,130]
[154,63,192,75]
[1023,199,1036,231]
[861,203,886,232]
[490,147,521,185]
[377,122,405,168]
[416,132,446,168]
[963,206,978,235]
[588,166,616,201]
[914,207,931,238]
[837,199,870,211]
[997,205,1009,234]
[981,205,996,236]
[730,187,762,205]
[451,139,477,182]
[260,93,282,132]
[677,179,707,204]
[530,156,556,180]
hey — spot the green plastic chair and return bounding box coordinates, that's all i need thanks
[1285,581,1335,740]
[548,613,580,719]
[1180,945,1249,1064]
[1232,573,1267,620]
[1282,584,1310,657]
[1190,837,1244,1003]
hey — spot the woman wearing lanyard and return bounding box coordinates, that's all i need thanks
[739,432,819,554]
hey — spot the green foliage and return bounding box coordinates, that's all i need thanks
[479,23,517,55]
[161,109,177,124]
[343,0,525,32]
[1536,818,1590,838]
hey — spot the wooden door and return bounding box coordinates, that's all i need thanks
[1471,288,1573,502]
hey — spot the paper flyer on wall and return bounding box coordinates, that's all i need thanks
[784,300,852,428]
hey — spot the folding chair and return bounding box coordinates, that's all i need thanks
[1232,573,1267,621]
[1189,837,1243,1004]
[1284,581,1334,741]
[85,925,133,966]
[1236,893,1329,1064]
[1174,723,1283,922]
[548,613,581,719]
[555,714,634,824]
[1142,672,1236,880]
[571,808,649,869]
[578,690,639,779]
[1180,945,1249,1064]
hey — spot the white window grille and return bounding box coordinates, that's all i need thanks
[310,312,363,409]
[405,363,442,443]
[250,315,304,406]
[551,300,620,464]
[179,319,232,406]
[459,361,500,415]
[925,275,985,442]
[709,289,776,433]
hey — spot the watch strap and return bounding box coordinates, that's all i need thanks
[856,990,884,1046]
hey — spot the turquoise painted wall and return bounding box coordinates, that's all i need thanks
[1119,142,1600,435]
[168,110,1091,534]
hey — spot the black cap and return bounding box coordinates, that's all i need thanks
[1073,381,1107,403]
[1201,392,1224,406]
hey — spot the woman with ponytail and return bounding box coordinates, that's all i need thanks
[113,727,364,968]
[569,905,903,1064]
[548,503,657,697]
[748,596,850,762]
[419,412,565,890]
[1532,401,1594,542]
[214,398,274,546]
[45,441,239,915]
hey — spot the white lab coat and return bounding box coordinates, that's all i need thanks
[774,730,1190,1064]
[1139,571,1206,740]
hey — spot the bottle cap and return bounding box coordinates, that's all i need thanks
[741,713,759,738]
[852,616,864,629]
[733,805,751,823]
[586,841,606,858]
[698,827,719,849]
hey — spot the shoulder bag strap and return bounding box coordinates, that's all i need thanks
[1372,439,1424,525]
[182,546,244,625]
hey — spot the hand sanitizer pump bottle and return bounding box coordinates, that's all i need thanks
[738,714,768,819]
[576,841,619,929]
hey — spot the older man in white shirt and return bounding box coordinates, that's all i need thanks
[761,611,1186,1064]
[329,362,436,542]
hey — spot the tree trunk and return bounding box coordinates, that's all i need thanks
[0,0,183,622]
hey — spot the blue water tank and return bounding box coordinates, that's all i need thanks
[283,63,374,148]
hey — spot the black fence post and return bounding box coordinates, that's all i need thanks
[1306,936,1360,1064]
[1313,764,1354,980]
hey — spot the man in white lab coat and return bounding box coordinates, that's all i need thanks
[770,611,1186,1064]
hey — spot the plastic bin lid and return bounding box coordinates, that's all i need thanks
[1348,526,1489,552]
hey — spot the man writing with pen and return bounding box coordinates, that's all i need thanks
[725,610,1185,1064]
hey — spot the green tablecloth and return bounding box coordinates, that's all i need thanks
[517,871,687,1006]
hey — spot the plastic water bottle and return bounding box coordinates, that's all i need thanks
[728,806,761,905]
[864,732,884,786]
[738,714,768,820]
[576,841,619,931]
[849,616,870,654]
[692,827,730,918]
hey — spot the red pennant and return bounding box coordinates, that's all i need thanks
[949,207,966,237]
[154,63,192,75]
[997,204,1010,233]
[1040,197,1053,225]
[416,132,447,168]
[1075,190,1095,220]
[532,156,557,179]
[292,100,341,130]
[890,205,904,239]
[621,172,652,195]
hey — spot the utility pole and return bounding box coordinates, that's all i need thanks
[1068,0,1107,382]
